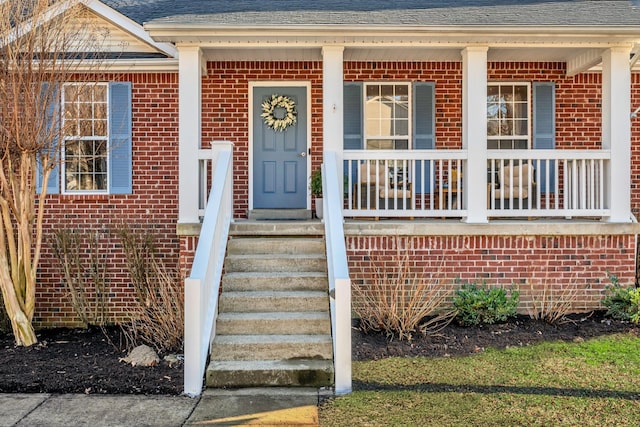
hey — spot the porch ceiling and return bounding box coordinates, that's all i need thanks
[202,45,605,66]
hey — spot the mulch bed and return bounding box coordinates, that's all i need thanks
[0,311,637,395]
[0,326,183,395]
[353,311,640,361]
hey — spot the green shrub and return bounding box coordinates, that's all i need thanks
[453,282,519,326]
[602,274,640,323]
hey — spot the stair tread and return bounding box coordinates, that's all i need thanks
[214,334,332,344]
[218,312,329,319]
[226,253,325,259]
[223,271,327,278]
[222,290,327,297]
[208,359,334,370]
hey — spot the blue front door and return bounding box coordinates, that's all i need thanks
[253,86,307,209]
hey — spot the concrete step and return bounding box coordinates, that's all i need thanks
[224,254,326,273]
[210,334,333,361]
[222,271,328,292]
[216,312,331,335]
[227,237,325,256]
[206,360,334,388]
[219,291,328,313]
[230,221,324,236]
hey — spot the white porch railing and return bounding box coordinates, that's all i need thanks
[343,150,467,218]
[342,149,611,219]
[323,151,352,395]
[487,150,611,218]
[184,142,233,397]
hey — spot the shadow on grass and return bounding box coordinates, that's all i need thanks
[353,381,640,400]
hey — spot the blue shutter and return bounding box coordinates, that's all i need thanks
[343,83,363,150]
[413,82,435,193]
[109,82,132,194]
[343,82,363,183]
[533,82,555,193]
[37,83,60,194]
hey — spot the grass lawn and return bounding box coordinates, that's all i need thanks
[319,333,640,426]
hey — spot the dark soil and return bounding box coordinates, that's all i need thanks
[353,311,640,361]
[0,311,637,395]
[0,326,183,395]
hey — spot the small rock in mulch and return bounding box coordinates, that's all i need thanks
[120,344,160,367]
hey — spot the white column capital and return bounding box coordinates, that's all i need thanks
[461,45,489,56]
[322,45,345,56]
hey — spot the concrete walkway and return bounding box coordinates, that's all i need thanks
[0,388,329,426]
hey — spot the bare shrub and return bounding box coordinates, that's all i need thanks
[118,225,183,353]
[353,238,456,341]
[117,225,157,305]
[526,269,579,324]
[50,229,108,326]
[123,262,184,354]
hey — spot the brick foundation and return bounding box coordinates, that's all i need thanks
[347,234,637,314]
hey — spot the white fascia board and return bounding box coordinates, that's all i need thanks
[72,58,179,72]
[145,30,640,51]
[85,0,178,58]
[144,23,640,41]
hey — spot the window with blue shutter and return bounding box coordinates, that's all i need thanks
[533,82,556,193]
[108,82,133,194]
[38,81,133,194]
[413,82,435,193]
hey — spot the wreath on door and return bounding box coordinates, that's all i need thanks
[261,94,297,132]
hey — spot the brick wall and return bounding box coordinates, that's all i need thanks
[32,61,640,326]
[347,234,637,313]
[35,72,180,327]
[202,61,324,218]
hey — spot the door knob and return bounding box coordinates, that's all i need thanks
[299,151,307,157]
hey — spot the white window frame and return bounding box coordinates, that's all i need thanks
[61,82,110,194]
[487,82,531,149]
[363,82,412,150]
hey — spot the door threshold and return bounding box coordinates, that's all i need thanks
[248,209,312,221]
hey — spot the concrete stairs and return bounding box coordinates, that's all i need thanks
[206,221,334,388]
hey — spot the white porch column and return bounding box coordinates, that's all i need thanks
[322,46,345,180]
[462,46,489,223]
[178,46,203,225]
[602,46,632,222]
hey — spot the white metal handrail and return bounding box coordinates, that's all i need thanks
[184,142,233,397]
[323,151,352,395]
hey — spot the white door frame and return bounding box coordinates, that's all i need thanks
[248,81,312,211]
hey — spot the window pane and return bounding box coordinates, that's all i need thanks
[394,119,408,136]
[366,140,394,150]
[487,83,530,148]
[63,83,109,192]
[514,85,527,101]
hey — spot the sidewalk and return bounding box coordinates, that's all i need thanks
[0,388,328,426]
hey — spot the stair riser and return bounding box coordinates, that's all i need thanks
[230,222,324,236]
[211,342,333,361]
[222,275,328,292]
[219,295,328,313]
[227,239,325,256]
[216,318,331,335]
[206,367,333,388]
[225,257,326,273]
